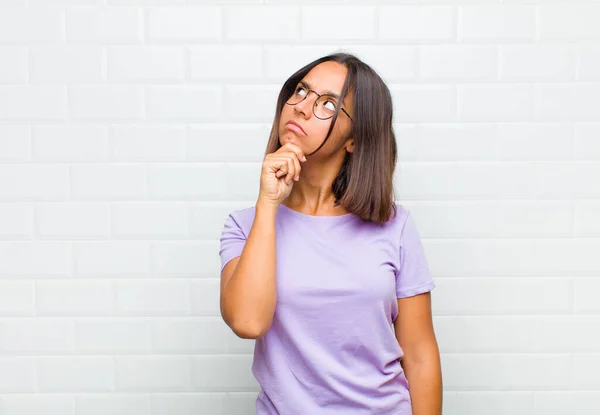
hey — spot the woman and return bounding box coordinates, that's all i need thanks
[219,52,442,414]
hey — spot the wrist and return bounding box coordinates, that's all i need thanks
[256,199,280,213]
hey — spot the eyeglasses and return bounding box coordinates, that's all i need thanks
[285,83,353,122]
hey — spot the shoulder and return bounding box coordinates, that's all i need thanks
[386,202,411,230]
[227,204,256,221]
[223,205,257,235]
[380,202,416,247]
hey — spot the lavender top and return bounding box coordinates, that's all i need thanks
[219,202,435,414]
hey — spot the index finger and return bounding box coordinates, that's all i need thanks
[282,142,306,161]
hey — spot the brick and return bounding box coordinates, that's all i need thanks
[537,84,600,122]
[0,281,34,316]
[75,395,150,415]
[152,317,253,354]
[389,85,457,122]
[67,7,140,44]
[0,358,36,393]
[573,354,600,388]
[0,203,33,239]
[0,395,74,415]
[420,45,497,81]
[500,44,576,81]
[225,6,299,41]
[74,319,152,353]
[107,46,186,83]
[442,353,571,390]
[190,279,220,316]
[191,355,257,391]
[115,357,191,391]
[75,241,149,277]
[379,6,455,41]
[264,45,341,82]
[459,84,534,121]
[539,4,600,40]
[396,124,497,162]
[189,202,249,240]
[115,279,190,316]
[0,319,72,354]
[190,45,262,80]
[146,7,220,42]
[444,392,533,415]
[112,203,187,239]
[148,164,225,200]
[111,124,186,161]
[578,43,600,81]
[532,162,600,198]
[32,125,109,161]
[575,201,600,237]
[302,7,375,41]
[71,164,147,200]
[0,7,64,44]
[575,278,600,313]
[37,203,110,239]
[0,125,30,161]
[534,392,600,415]
[574,124,600,160]
[36,280,113,316]
[223,162,261,201]
[344,45,418,82]
[428,237,599,276]
[37,357,114,392]
[394,161,456,200]
[0,242,70,277]
[69,86,144,121]
[433,278,571,314]
[0,47,28,83]
[224,85,282,122]
[187,124,268,162]
[146,86,222,121]
[458,5,535,42]
[151,242,216,277]
[496,123,573,161]
[0,86,66,121]
[30,46,103,84]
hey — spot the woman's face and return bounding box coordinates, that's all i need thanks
[278,61,354,158]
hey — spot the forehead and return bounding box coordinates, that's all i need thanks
[301,61,352,103]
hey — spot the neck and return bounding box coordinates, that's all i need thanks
[283,153,348,216]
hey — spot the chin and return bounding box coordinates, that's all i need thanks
[281,133,294,142]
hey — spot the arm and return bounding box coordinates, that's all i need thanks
[220,201,278,339]
[394,292,443,415]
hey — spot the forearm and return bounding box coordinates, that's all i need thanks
[403,353,443,415]
[222,201,278,337]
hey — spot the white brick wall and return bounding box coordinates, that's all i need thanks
[0,1,598,415]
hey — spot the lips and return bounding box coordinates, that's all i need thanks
[286,120,306,136]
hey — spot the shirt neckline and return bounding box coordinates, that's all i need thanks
[278,203,356,223]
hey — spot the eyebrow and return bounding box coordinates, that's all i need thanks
[299,80,341,100]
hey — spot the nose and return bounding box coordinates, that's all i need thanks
[294,90,318,119]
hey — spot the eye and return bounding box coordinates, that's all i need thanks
[295,86,307,97]
[323,100,337,111]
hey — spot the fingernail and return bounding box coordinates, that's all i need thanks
[295,175,299,181]
[302,156,307,162]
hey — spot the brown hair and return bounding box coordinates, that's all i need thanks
[264,52,398,223]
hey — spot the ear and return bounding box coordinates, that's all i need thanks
[346,138,354,153]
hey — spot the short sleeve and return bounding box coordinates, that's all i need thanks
[219,213,247,274]
[395,212,435,298]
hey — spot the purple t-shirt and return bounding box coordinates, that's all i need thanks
[219,202,435,415]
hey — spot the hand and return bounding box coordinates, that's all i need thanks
[257,142,306,206]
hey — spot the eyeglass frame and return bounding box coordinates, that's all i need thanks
[285,82,354,122]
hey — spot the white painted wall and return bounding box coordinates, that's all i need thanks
[0,1,599,414]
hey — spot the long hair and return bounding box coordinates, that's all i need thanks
[264,52,398,223]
